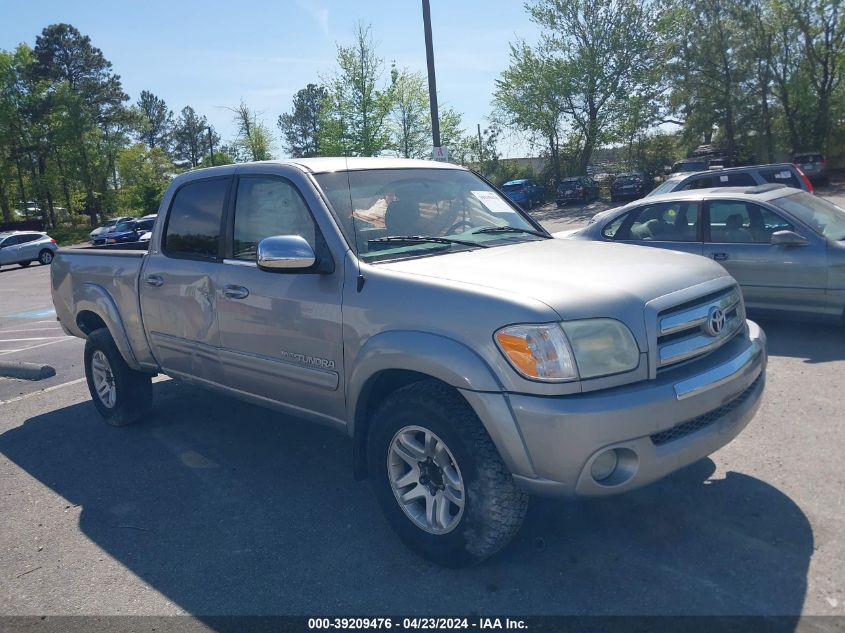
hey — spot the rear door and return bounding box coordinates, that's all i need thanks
[139,176,231,383]
[702,199,828,312]
[18,234,42,260]
[604,199,703,255]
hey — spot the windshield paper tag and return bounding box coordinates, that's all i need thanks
[472,191,517,213]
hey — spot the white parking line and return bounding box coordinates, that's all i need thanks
[0,378,87,405]
[0,327,64,334]
[0,338,76,356]
[0,336,68,343]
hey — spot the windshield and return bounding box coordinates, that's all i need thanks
[314,168,544,262]
[114,222,136,232]
[645,178,682,197]
[558,179,579,189]
[502,182,526,191]
[770,192,845,241]
[615,175,641,184]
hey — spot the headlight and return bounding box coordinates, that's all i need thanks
[495,324,577,381]
[561,318,640,379]
[495,319,639,382]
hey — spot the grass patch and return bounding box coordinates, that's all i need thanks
[50,226,92,246]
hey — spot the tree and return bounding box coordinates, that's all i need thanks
[527,0,661,171]
[389,68,429,158]
[324,23,394,156]
[230,100,274,161]
[494,43,566,179]
[116,143,171,215]
[30,23,128,224]
[135,90,173,151]
[785,0,845,152]
[278,83,328,157]
[173,105,218,167]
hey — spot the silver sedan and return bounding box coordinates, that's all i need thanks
[564,184,845,320]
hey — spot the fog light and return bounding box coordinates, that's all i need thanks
[591,449,618,482]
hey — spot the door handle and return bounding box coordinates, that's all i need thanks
[712,252,728,261]
[145,274,164,287]
[223,285,249,299]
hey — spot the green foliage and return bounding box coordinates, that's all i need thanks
[230,100,275,162]
[115,144,171,215]
[173,105,218,167]
[323,23,394,156]
[134,90,174,151]
[277,83,328,158]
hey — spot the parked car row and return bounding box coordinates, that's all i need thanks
[90,214,157,245]
[501,179,544,209]
[0,231,57,269]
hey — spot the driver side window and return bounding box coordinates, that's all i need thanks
[233,177,317,260]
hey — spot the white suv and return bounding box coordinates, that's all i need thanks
[0,231,58,268]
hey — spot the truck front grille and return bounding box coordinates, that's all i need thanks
[656,287,744,370]
[650,374,762,446]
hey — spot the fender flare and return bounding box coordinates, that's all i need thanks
[73,283,141,370]
[347,330,535,479]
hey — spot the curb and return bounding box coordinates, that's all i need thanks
[0,361,57,381]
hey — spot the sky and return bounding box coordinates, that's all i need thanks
[0,0,542,158]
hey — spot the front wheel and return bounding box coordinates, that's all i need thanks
[38,249,53,265]
[367,380,528,566]
[84,328,152,426]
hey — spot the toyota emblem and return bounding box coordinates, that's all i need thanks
[705,307,726,337]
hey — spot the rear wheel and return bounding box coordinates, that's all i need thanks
[84,328,152,426]
[38,249,53,265]
[367,380,528,566]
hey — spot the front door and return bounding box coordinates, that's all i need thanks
[216,174,346,424]
[702,199,828,313]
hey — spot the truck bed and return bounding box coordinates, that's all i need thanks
[51,245,154,369]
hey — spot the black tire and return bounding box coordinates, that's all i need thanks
[38,249,53,265]
[84,328,152,426]
[367,380,528,566]
[19,261,31,268]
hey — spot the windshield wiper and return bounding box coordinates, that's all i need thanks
[368,235,489,248]
[472,226,550,239]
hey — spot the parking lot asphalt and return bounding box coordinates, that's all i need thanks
[1,188,844,619]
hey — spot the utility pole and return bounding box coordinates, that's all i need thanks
[207,127,215,167]
[422,0,440,150]
[477,123,483,165]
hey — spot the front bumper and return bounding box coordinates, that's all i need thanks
[503,320,766,498]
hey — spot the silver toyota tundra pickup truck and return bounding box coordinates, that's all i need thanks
[51,158,767,565]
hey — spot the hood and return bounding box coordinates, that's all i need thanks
[378,238,730,324]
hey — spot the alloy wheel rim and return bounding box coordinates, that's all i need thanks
[42,252,52,263]
[91,350,117,408]
[387,425,465,535]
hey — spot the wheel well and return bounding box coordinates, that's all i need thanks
[76,310,108,336]
[352,369,447,480]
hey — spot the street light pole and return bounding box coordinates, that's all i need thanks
[207,127,215,167]
[422,0,441,150]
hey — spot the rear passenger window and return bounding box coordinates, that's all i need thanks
[164,178,229,259]
[760,168,801,189]
[721,172,756,186]
[682,176,714,190]
[232,177,317,260]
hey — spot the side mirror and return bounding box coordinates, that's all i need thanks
[770,230,809,247]
[256,235,317,272]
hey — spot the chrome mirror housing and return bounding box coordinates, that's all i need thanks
[256,235,317,271]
